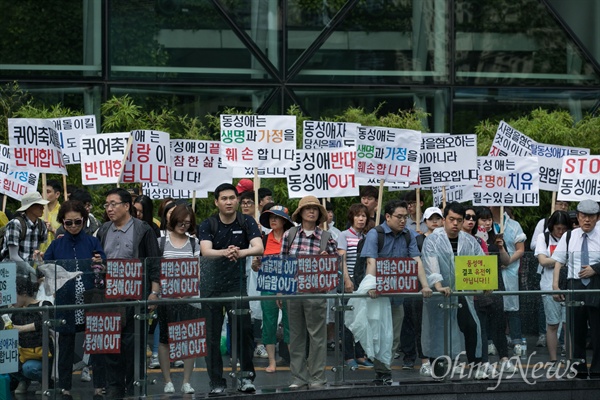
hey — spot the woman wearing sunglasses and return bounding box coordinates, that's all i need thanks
[43,200,106,399]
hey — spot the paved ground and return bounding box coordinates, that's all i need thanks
[9,335,599,399]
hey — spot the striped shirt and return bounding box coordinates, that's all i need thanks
[337,228,364,276]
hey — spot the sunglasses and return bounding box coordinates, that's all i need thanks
[64,218,84,227]
[465,215,476,221]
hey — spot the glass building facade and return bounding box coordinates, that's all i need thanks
[0,0,598,133]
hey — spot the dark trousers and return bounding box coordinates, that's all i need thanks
[58,328,83,391]
[105,309,143,399]
[568,280,600,374]
[204,294,255,388]
[476,297,508,362]
[90,354,107,389]
[402,296,426,360]
[457,296,482,364]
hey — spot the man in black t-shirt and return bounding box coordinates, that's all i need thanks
[199,183,264,394]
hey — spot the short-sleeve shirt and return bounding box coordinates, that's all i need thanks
[2,215,47,261]
[103,218,135,259]
[361,221,420,259]
[337,228,364,276]
[534,232,560,291]
[552,226,600,280]
[198,213,262,293]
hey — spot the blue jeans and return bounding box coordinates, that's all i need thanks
[21,360,43,382]
[506,311,522,344]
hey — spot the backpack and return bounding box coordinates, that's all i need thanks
[544,230,571,290]
[352,226,412,287]
[283,225,332,255]
[0,214,42,259]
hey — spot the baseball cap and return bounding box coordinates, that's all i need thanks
[423,206,443,220]
[236,179,254,195]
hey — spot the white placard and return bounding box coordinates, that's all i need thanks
[170,140,232,192]
[287,148,358,199]
[50,115,97,165]
[302,120,359,149]
[432,185,474,207]
[0,330,19,374]
[557,156,600,201]
[473,156,539,206]
[121,130,171,184]
[488,120,534,157]
[80,133,129,185]
[418,134,478,188]
[355,176,410,190]
[0,144,39,200]
[531,143,590,192]
[232,166,287,178]
[355,126,421,183]
[0,262,16,307]
[142,183,206,200]
[8,118,67,174]
[220,115,296,168]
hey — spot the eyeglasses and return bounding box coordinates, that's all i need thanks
[177,221,191,228]
[465,214,476,221]
[103,202,124,209]
[240,201,255,207]
[391,214,409,221]
[64,218,84,227]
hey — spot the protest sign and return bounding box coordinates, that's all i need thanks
[375,258,419,294]
[121,130,171,184]
[0,144,38,200]
[302,120,359,149]
[356,126,420,182]
[473,156,539,206]
[220,115,296,168]
[418,135,478,188]
[287,148,358,198]
[432,185,474,207]
[51,115,97,164]
[105,259,143,300]
[488,120,534,157]
[557,156,600,201]
[84,312,122,354]
[168,318,207,360]
[531,143,590,192]
[80,133,129,185]
[160,258,200,298]
[455,255,498,290]
[256,255,297,294]
[0,330,19,373]
[0,263,16,307]
[356,176,410,190]
[8,118,66,174]
[171,140,232,191]
[142,183,203,200]
[233,166,287,178]
[296,255,339,293]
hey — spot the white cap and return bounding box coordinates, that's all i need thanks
[423,206,443,221]
[17,191,49,212]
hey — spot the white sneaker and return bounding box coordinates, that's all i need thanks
[173,360,184,368]
[500,359,517,373]
[149,355,160,369]
[536,334,547,347]
[181,382,195,394]
[488,343,497,355]
[238,378,256,393]
[483,362,497,378]
[14,380,30,394]
[419,362,432,377]
[164,381,175,393]
[513,344,522,357]
[254,344,269,359]
[80,366,92,382]
[474,369,489,380]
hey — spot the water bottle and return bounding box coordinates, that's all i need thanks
[521,337,527,360]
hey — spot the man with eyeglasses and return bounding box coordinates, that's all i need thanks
[198,183,264,394]
[552,199,600,378]
[403,190,428,235]
[420,202,487,380]
[356,200,431,385]
[95,188,161,399]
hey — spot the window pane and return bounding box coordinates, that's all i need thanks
[455,0,600,86]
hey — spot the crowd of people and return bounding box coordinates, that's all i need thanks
[1,180,599,399]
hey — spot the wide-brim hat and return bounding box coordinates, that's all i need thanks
[17,191,49,212]
[291,196,328,225]
[260,205,294,231]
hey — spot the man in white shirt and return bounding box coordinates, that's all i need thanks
[552,199,600,378]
